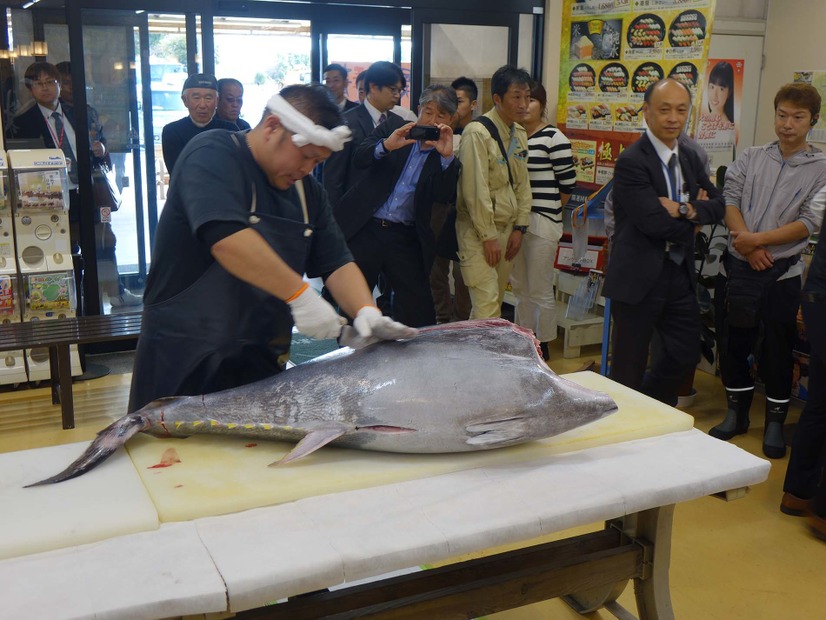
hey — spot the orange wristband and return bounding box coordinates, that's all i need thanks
[286,282,309,303]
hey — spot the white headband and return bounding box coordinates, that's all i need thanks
[266,94,351,152]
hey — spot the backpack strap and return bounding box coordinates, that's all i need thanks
[471,116,514,189]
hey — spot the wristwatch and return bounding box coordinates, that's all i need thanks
[678,203,689,218]
[513,225,528,234]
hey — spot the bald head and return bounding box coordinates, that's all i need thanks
[643,78,691,147]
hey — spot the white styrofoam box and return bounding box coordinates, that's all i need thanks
[0,349,28,385]
[14,211,72,273]
[24,344,82,382]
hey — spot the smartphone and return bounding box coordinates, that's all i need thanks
[408,125,441,141]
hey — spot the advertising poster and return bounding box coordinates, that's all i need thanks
[792,70,826,143]
[557,0,717,195]
[695,58,745,169]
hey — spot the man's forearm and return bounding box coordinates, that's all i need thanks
[749,221,810,247]
[724,204,748,232]
[211,228,305,300]
[325,262,375,317]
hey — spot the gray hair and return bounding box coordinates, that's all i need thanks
[418,84,458,116]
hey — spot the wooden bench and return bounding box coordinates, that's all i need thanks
[0,313,141,429]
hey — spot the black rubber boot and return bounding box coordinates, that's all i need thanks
[709,388,753,440]
[763,399,789,459]
[540,341,550,361]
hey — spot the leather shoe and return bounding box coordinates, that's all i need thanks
[808,512,826,542]
[780,492,811,516]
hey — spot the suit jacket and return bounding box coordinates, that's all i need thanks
[334,115,460,273]
[343,99,359,112]
[323,104,402,207]
[7,101,107,168]
[603,132,725,304]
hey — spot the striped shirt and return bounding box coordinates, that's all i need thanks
[527,125,576,224]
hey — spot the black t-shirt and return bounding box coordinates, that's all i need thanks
[161,115,237,173]
[144,129,353,305]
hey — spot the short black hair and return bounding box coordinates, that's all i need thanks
[217,78,243,94]
[323,63,348,81]
[55,61,71,76]
[643,77,692,104]
[451,76,478,102]
[364,61,406,91]
[278,83,345,130]
[355,71,366,85]
[490,65,531,99]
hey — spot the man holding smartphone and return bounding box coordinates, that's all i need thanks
[333,84,460,327]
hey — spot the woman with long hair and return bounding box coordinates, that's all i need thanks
[706,61,735,124]
[509,81,576,360]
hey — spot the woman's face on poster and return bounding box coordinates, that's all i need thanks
[707,81,730,116]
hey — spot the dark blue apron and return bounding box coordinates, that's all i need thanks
[128,135,314,411]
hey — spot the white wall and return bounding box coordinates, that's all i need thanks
[756,0,826,146]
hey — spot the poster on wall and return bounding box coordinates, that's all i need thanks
[792,70,826,143]
[695,59,745,170]
[557,0,717,196]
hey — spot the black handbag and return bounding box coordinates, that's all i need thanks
[91,163,121,212]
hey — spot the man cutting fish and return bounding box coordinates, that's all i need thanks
[128,84,416,412]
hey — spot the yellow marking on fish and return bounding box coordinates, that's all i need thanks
[262,424,273,430]
[175,421,185,429]
[244,424,255,429]
[211,420,221,427]
[192,421,204,427]
[227,423,237,429]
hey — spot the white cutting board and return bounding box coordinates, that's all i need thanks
[127,372,694,522]
[0,442,159,560]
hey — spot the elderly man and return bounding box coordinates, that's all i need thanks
[334,84,460,327]
[161,73,235,173]
[216,78,251,130]
[603,78,725,406]
[129,84,416,412]
[456,65,532,319]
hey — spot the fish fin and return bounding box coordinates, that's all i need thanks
[269,425,349,466]
[25,414,147,487]
[465,418,526,447]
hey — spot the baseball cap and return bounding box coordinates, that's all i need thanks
[182,73,218,92]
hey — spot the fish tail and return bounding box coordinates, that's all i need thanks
[24,414,148,487]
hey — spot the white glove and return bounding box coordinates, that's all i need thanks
[287,284,347,340]
[353,306,418,343]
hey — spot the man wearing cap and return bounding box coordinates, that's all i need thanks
[128,84,416,412]
[161,73,236,173]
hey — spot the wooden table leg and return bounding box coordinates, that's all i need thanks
[56,344,75,430]
[49,345,60,405]
[618,504,676,620]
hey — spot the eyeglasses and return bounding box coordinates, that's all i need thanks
[30,79,58,89]
[385,86,403,96]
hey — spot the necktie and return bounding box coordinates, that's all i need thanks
[52,112,78,184]
[378,113,387,125]
[667,153,685,265]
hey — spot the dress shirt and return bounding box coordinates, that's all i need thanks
[372,143,454,225]
[363,99,388,127]
[646,128,683,202]
[40,102,78,189]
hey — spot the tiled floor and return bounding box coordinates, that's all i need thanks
[0,340,821,619]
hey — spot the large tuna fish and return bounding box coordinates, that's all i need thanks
[27,319,617,486]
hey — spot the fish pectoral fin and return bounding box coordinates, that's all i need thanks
[269,425,350,466]
[465,418,526,447]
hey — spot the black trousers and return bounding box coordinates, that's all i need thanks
[610,260,700,406]
[347,219,435,328]
[784,295,826,515]
[715,272,800,399]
